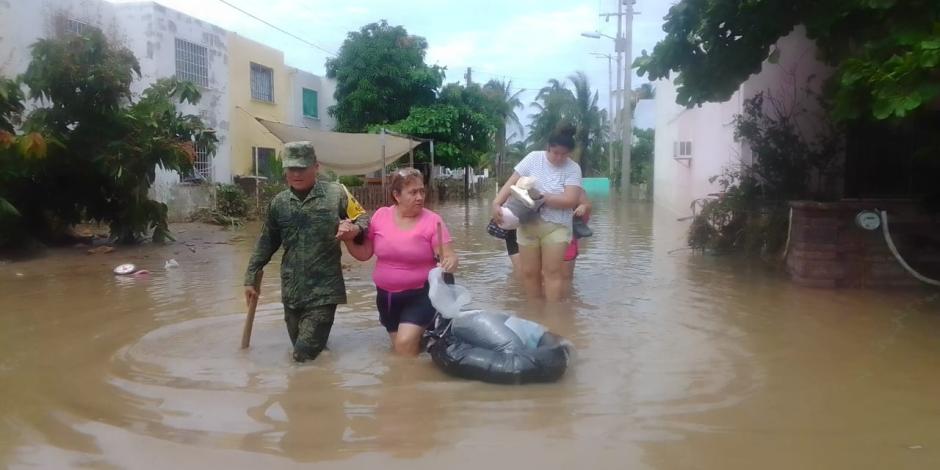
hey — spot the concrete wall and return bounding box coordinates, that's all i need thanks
[228,32,290,176]
[112,2,232,206]
[653,25,831,218]
[0,0,122,80]
[653,78,744,218]
[286,66,337,131]
[0,0,234,219]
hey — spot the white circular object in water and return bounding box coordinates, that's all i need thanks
[498,207,520,230]
[113,263,137,275]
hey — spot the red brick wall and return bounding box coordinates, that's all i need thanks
[786,201,940,288]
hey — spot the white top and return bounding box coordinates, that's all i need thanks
[513,151,582,227]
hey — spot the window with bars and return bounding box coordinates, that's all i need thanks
[66,18,93,36]
[175,39,209,88]
[193,146,212,181]
[250,63,274,103]
[302,88,318,118]
[181,145,213,182]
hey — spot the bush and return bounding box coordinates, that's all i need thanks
[1,32,216,247]
[339,175,364,187]
[216,184,248,218]
[687,90,841,258]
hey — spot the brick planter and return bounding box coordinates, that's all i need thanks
[786,200,940,288]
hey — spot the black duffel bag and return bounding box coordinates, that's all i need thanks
[426,312,571,385]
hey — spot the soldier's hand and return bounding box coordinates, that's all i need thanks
[245,286,259,307]
[335,219,360,241]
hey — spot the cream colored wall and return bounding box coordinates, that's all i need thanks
[228,32,291,176]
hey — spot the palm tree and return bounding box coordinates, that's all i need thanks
[527,78,572,149]
[483,79,524,182]
[631,83,655,115]
[567,71,602,176]
[526,73,608,176]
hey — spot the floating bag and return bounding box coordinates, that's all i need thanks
[425,268,571,385]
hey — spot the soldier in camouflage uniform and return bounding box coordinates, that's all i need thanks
[244,141,368,363]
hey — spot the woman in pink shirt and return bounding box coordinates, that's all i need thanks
[343,168,458,356]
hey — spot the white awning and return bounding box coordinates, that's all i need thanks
[252,116,421,175]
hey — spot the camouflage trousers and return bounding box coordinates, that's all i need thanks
[284,304,337,362]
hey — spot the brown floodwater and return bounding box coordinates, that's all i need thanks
[2,197,940,469]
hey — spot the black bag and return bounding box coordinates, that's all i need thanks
[572,216,593,239]
[486,220,508,239]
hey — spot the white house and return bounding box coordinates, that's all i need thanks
[111,2,232,202]
[286,66,337,131]
[653,26,831,217]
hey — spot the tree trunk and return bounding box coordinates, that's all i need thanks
[464,166,471,198]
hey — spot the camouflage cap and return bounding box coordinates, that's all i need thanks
[283,141,317,168]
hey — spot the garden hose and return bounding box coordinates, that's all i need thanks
[880,210,940,287]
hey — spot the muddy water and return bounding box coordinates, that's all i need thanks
[2,197,940,469]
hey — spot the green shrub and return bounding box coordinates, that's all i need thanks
[216,184,248,218]
[339,175,364,187]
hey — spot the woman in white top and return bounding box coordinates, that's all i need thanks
[491,124,583,301]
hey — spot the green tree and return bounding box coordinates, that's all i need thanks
[528,78,572,149]
[380,83,498,192]
[3,30,215,247]
[482,79,524,179]
[326,21,445,132]
[634,0,940,121]
[527,74,607,176]
[567,71,603,176]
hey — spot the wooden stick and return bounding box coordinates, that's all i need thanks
[241,270,264,349]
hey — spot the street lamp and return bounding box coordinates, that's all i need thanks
[582,29,623,188]
[584,0,639,198]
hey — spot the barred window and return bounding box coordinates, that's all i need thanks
[175,39,209,88]
[250,63,274,103]
[193,146,212,181]
[66,19,93,36]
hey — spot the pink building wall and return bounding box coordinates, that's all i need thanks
[653,26,832,218]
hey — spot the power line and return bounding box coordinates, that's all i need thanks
[214,0,336,56]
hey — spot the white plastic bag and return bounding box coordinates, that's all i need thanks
[427,267,472,319]
[504,316,547,349]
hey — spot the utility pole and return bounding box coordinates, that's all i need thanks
[599,1,638,197]
[591,53,615,181]
[464,67,472,86]
[619,1,636,197]
[600,2,627,191]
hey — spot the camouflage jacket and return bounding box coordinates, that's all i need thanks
[244,181,368,309]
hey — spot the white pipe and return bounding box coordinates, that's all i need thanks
[779,207,793,261]
[880,210,940,287]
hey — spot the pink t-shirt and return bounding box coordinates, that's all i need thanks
[368,206,452,292]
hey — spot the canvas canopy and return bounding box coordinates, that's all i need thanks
[253,117,422,175]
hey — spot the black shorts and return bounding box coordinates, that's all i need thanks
[376,283,436,332]
[505,229,519,256]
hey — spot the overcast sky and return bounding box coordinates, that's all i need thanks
[110,0,674,132]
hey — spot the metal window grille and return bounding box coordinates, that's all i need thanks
[67,18,92,36]
[250,63,274,102]
[175,39,209,88]
[193,145,212,181]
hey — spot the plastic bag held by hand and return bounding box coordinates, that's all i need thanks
[428,267,471,319]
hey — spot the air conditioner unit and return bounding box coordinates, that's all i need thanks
[673,141,693,162]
